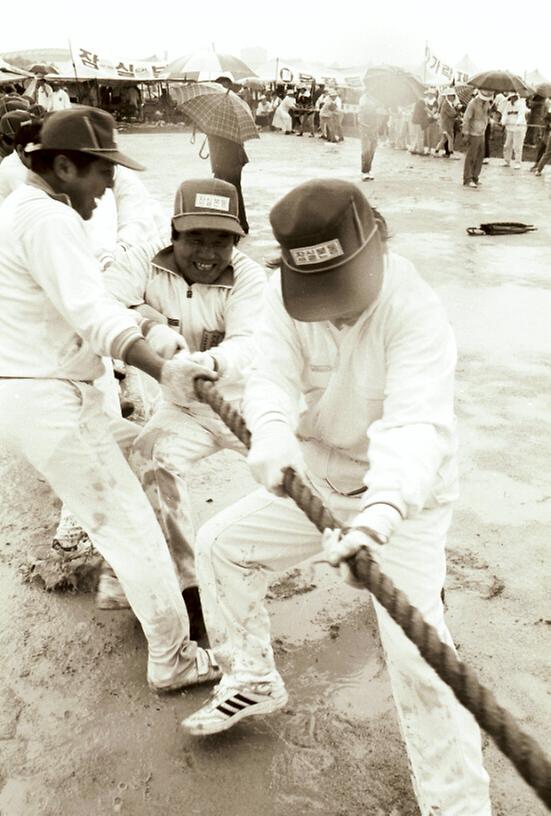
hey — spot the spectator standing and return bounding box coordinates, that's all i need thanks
[272,90,295,134]
[462,90,492,188]
[435,90,460,158]
[50,86,72,111]
[358,91,378,180]
[501,92,528,168]
[423,90,441,155]
[207,135,250,234]
[410,95,429,154]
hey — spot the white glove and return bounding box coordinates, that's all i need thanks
[188,351,218,373]
[160,353,218,403]
[321,527,379,588]
[247,422,305,496]
[146,324,188,359]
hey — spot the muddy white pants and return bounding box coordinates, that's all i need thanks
[130,400,245,590]
[195,475,491,816]
[0,378,195,686]
[503,126,526,163]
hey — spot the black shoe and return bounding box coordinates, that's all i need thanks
[183,586,208,644]
[120,399,135,418]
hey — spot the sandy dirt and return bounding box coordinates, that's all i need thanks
[0,131,550,816]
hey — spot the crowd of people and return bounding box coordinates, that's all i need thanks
[0,64,548,814]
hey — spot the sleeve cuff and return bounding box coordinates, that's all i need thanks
[351,503,404,543]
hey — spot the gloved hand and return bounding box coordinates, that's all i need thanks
[321,527,380,588]
[160,352,218,403]
[247,422,305,496]
[188,350,219,373]
[146,324,189,359]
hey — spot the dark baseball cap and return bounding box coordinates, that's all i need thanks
[26,106,144,171]
[172,178,244,236]
[269,179,384,322]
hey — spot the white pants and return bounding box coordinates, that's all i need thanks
[503,126,526,163]
[130,400,245,590]
[195,475,491,816]
[0,378,195,686]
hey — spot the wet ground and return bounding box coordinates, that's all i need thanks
[0,132,550,815]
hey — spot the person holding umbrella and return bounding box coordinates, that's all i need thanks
[462,90,493,188]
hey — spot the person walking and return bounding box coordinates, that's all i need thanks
[462,90,492,188]
[182,178,492,816]
[358,91,378,180]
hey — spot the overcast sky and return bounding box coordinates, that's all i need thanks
[2,0,551,78]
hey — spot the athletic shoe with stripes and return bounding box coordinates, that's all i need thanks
[181,681,288,736]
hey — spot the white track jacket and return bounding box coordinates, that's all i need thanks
[244,251,458,519]
[0,178,140,382]
[105,243,266,405]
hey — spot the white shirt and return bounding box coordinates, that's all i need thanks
[0,151,27,204]
[244,252,458,517]
[50,88,72,111]
[104,243,266,404]
[0,177,139,381]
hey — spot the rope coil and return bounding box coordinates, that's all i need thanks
[194,377,551,809]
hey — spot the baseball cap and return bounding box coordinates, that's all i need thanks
[270,179,384,322]
[0,95,30,118]
[0,110,36,138]
[172,178,244,236]
[26,106,144,171]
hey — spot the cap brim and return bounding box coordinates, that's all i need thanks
[280,238,384,322]
[172,212,245,237]
[25,145,145,172]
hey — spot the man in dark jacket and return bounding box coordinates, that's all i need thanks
[207,135,249,234]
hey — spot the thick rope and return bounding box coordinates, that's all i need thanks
[194,377,551,809]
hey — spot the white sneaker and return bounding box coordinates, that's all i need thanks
[361,173,374,181]
[514,162,521,169]
[95,572,130,610]
[481,158,490,164]
[181,680,288,736]
[501,160,511,166]
[150,647,222,693]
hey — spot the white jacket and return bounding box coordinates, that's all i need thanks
[0,151,26,204]
[244,251,458,518]
[105,243,266,404]
[0,178,140,381]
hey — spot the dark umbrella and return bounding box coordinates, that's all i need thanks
[29,63,58,76]
[178,82,259,144]
[534,82,551,98]
[363,65,425,107]
[467,70,534,97]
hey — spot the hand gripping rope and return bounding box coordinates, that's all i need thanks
[194,377,551,810]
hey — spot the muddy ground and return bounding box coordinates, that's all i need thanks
[0,132,550,816]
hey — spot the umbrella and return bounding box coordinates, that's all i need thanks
[237,77,265,91]
[467,70,534,97]
[29,63,59,76]
[534,82,551,98]
[454,83,475,106]
[178,82,259,143]
[166,49,256,82]
[363,65,425,107]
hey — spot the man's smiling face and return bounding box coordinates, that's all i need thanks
[172,228,235,284]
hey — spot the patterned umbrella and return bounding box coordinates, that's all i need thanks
[178,82,259,144]
[467,70,534,97]
[454,83,475,106]
[166,50,256,82]
[363,65,425,107]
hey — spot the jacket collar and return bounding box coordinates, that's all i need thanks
[151,245,235,288]
[27,171,72,207]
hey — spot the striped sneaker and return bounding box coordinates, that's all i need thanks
[181,681,288,736]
